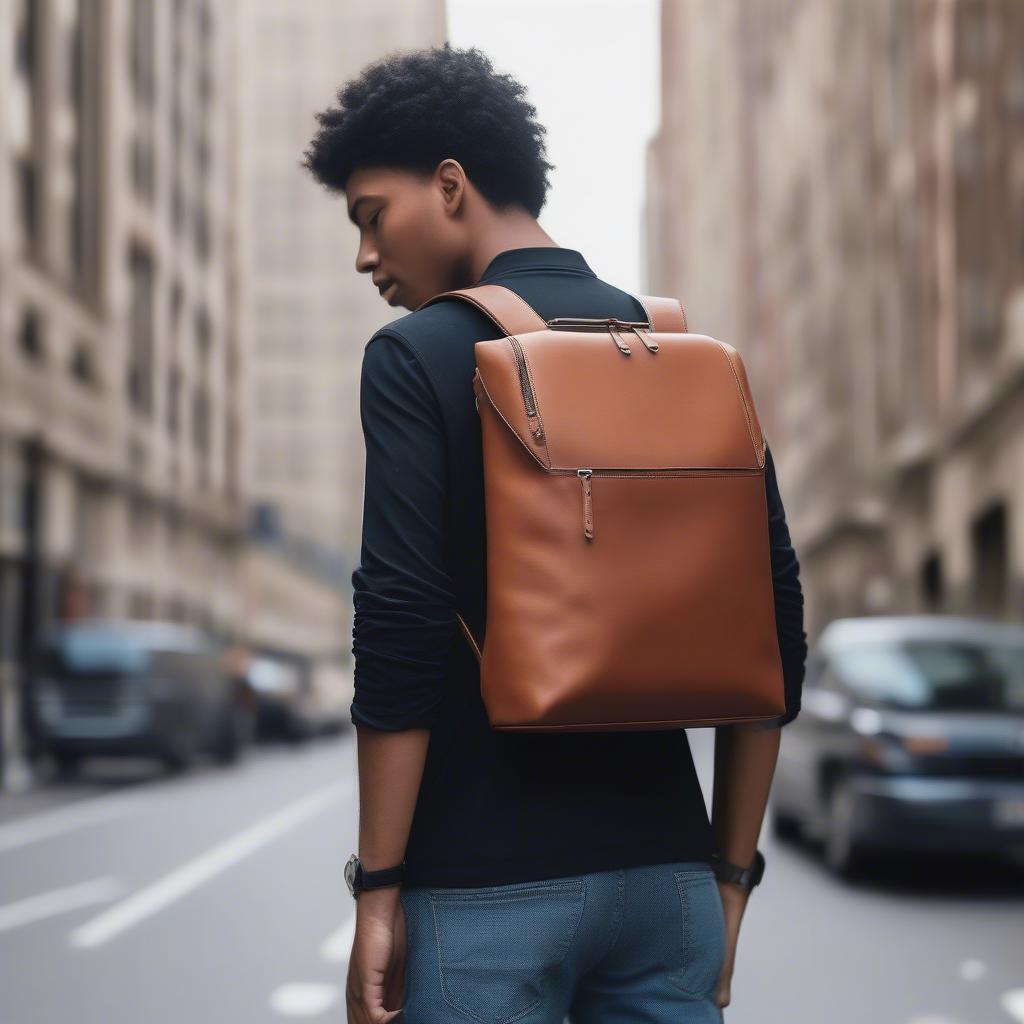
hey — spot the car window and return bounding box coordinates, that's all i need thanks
[40,630,150,677]
[831,638,1024,712]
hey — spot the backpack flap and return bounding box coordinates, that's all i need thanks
[473,328,766,473]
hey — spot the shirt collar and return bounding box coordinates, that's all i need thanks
[476,246,596,283]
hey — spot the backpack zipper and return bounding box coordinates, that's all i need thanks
[507,321,658,443]
[546,317,651,330]
[574,466,761,542]
[508,335,544,442]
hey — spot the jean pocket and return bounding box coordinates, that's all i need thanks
[429,878,586,1024]
[668,867,727,997]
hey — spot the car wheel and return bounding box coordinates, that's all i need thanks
[824,778,865,879]
[53,751,82,779]
[162,730,199,774]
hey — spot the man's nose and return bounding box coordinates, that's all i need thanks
[355,243,378,275]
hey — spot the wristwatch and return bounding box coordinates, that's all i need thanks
[344,853,406,898]
[709,849,765,893]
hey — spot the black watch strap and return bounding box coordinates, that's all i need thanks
[710,849,765,892]
[361,861,406,890]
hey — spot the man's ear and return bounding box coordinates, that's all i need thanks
[436,159,467,214]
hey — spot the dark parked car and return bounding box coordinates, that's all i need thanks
[770,615,1024,877]
[30,619,256,775]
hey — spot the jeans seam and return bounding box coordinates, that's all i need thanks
[668,869,720,996]
[430,878,586,1024]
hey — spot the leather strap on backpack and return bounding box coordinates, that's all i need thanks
[415,283,689,664]
[417,283,687,335]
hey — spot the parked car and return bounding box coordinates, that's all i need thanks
[29,619,257,775]
[247,652,352,741]
[770,615,1024,877]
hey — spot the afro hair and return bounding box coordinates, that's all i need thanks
[300,43,554,219]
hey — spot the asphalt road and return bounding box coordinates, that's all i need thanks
[0,729,1021,1024]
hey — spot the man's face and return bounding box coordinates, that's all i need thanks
[346,165,466,311]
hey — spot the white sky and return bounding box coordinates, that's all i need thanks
[446,0,661,292]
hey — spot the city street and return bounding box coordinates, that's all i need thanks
[0,730,1020,1024]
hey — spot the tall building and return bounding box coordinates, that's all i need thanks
[647,0,1024,637]
[236,1,447,559]
[0,0,245,780]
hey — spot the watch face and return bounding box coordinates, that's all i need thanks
[344,854,359,895]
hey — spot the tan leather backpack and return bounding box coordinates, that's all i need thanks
[418,284,786,732]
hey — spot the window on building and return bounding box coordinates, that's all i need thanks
[127,244,156,416]
[920,549,944,612]
[971,501,1008,618]
[18,307,43,361]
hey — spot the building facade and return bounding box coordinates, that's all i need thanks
[0,0,245,781]
[237,0,448,558]
[647,0,1024,639]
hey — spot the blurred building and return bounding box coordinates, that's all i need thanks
[647,0,1024,637]
[0,0,246,781]
[236,1,447,559]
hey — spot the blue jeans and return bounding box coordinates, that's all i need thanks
[398,860,726,1023]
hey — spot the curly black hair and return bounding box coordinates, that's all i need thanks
[300,43,554,219]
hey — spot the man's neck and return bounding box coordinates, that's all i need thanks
[466,219,559,284]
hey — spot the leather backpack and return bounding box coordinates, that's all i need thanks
[417,284,786,732]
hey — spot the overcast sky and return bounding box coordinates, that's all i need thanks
[446,0,661,292]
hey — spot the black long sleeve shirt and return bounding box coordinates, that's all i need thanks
[350,246,808,889]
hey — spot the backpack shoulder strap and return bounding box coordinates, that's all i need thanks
[418,283,689,335]
[416,284,547,336]
[630,293,688,333]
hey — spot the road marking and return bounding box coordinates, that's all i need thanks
[321,913,356,963]
[1002,990,1024,1023]
[0,794,145,854]
[270,983,340,1017]
[68,778,353,949]
[0,877,123,934]
[958,958,987,981]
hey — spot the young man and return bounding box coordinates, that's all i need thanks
[302,43,807,1024]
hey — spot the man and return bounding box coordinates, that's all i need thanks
[302,43,807,1024]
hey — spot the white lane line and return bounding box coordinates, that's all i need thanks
[0,877,123,934]
[958,958,987,981]
[0,794,146,854]
[1003,990,1024,1023]
[68,778,353,950]
[320,913,356,963]
[270,983,340,1017]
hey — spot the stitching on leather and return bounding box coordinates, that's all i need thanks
[512,337,550,463]
[633,293,656,330]
[477,372,551,471]
[456,612,482,662]
[711,340,761,467]
[460,292,515,336]
[495,287,548,332]
[632,293,686,333]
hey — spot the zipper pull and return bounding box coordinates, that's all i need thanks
[630,324,659,353]
[607,323,632,356]
[577,469,594,541]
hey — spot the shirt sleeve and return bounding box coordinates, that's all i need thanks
[348,331,458,731]
[746,442,809,729]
